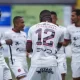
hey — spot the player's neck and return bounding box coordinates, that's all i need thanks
[75,22,80,27]
[56,24,59,26]
[12,28,20,33]
[53,22,59,26]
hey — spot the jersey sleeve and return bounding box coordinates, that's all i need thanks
[0,32,9,41]
[64,28,71,40]
[2,32,9,40]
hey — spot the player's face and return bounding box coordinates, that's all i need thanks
[51,14,57,24]
[17,18,25,31]
[71,12,78,24]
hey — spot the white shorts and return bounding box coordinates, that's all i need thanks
[27,66,62,80]
[0,66,3,80]
[58,61,67,74]
[9,58,28,78]
[71,62,80,78]
[0,62,12,80]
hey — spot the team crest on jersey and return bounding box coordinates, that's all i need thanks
[18,69,21,72]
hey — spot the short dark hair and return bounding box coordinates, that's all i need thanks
[39,10,52,22]
[51,11,57,17]
[13,16,22,24]
[72,9,80,16]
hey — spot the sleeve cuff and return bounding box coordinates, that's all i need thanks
[1,40,6,45]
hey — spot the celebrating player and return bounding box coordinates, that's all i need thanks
[63,9,80,80]
[26,10,64,80]
[3,16,28,80]
[0,10,12,80]
[51,11,67,80]
[0,34,12,80]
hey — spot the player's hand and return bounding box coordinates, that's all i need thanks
[5,39,13,45]
[26,52,29,57]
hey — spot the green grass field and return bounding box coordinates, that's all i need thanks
[66,58,72,80]
[5,57,72,80]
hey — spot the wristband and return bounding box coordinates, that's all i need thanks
[1,40,6,45]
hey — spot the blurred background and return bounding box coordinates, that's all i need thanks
[0,0,79,80]
[0,0,78,31]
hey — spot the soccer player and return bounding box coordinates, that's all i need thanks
[63,9,80,80]
[0,35,12,80]
[0,10,12,80]
[26,10,64,80]
[3,16,28,80]
[51,11,67,80]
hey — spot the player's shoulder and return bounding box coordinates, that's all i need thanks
[21,31,26,34]
[4,29,13,34]
[44,22,60,30]
[31,22,58,28]
[29,23,39,30]
[59,25,66,31]
[54,25,64,34]
[67,24,75,29]
[28,22,46,32]
[20,31,27,36]
[46,22,58,27]
[64,24,75,33]
[59,25,66,29]
[29,22,59,32]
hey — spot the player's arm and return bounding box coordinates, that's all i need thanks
[0,39,13,46]
[57,29,64,50]
[63,28,71,47]
[0,32,13,46]
[57,42,63,49]
[26,40,33,53]
[26,27,33,53]
[63,39,71,46]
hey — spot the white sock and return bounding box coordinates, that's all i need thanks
[20,76,27,80]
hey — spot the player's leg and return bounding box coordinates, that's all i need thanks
[13,66,27,80]
[46,66,62,80]
[18,65,28,80]
[3,68,12,80]
[58,61,67,80]
[22,59,28,74]
[71,62,80,80]
[17,75,27,80]
[3,63,12,80]
[27,66,41,80]
[17,58,28,80]
[61,74,66,80]
[0,66,3,80]
[9,61,27,80]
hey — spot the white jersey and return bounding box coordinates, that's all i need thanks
[57,26,66,62]
[64,24,80,62]
[3,30,27,61]
[27,22,64,67]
